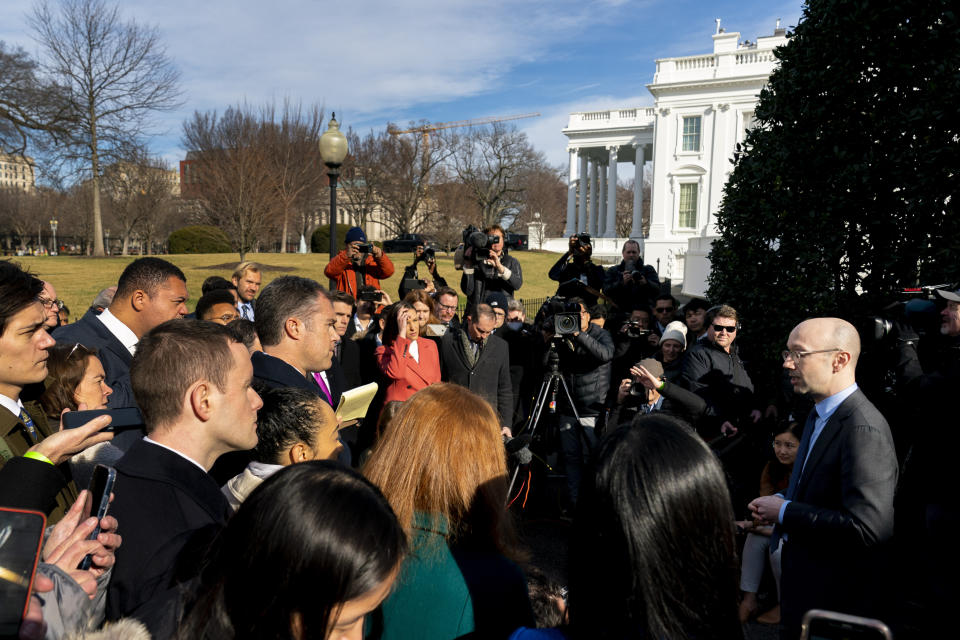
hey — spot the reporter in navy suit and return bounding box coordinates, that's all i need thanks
[750,318,897,638]
[53,257,189,409]
[106,320,263,635]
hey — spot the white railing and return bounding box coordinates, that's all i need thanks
[566,107,656,130]
[675,55,716,70]
[735,51,776,64]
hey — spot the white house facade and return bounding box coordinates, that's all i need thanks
[560,22,788,295]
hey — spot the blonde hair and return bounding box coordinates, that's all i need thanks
[363,384,519,557]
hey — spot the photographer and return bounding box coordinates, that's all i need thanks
[892,285,960,630]
[609,359,707,430]
[398,244,447,299]
[611,305,661,384]
[460,224,523,303]
[323,226,395,297]
[548,234,605,306]
[602,240,660,312]
[539,297,614,507]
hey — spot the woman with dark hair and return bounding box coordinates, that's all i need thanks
[513,414,742,640]
[39,343,114,486]
[737,421,803,625]
[364,383,534,639]
[376,302,440,404]
[179,461,406,639]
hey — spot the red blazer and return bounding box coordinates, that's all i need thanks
[324,250,395,296]
[376,336,441,403]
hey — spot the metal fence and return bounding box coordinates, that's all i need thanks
[456,296,549,320]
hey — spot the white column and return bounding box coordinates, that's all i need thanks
[577,152,588,234]
[588,160,599,236]
[631,144,644,237]
[597,161,606,239]
[605,146,618,238]
[565,149,577,236]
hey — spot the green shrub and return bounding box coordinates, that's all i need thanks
[168,225,232,254]
[310,224,349,254]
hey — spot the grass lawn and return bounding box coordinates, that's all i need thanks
[11,250,567,323]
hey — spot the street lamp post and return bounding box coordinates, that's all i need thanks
[318,113,349,289]
[105,229,110,256]
[49,219,58,255]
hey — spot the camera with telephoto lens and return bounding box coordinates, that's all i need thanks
[536,296,582,337]
[420,247,436,262]
[860,284,949,343]
[623,320,651,339]
[575,233,591,249]
[463,225,498,260]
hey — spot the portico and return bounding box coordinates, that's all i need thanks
[562,108,654,242]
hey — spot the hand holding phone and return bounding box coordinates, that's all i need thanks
[77,465,116,571]
[0,508,47,635]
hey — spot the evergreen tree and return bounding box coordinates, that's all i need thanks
[709,0,960,372]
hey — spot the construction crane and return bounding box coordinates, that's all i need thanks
[387,112,540,154]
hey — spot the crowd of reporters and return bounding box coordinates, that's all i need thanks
[0,223,955,639]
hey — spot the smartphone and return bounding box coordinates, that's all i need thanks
[0,508,47,636]
[61,407,144,431]
[77,464,116,571]
[801,609,894,640]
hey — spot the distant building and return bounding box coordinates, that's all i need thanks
[562,21,788,293]
[0,151,37,192]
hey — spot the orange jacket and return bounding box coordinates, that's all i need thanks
[323,250,395,296]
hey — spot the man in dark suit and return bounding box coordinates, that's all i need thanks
[440,303,512,430]
[251,276,339,398]
[53,257,189,409]
[106,320,263,635]
[750,318,897,638]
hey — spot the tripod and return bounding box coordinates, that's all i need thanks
[507,340,582,500]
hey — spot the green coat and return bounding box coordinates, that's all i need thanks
[380,513,534,640]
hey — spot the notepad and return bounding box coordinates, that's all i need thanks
[335,382,379,424]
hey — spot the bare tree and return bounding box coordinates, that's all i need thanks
[0,41,71,154]
[426,168,481,251]
[29,0,181,256]
[615,176,651,238]
[452,123,541,228]
[511,162,566,237]
[261,101,325,252]
[362,125,451,237]
[101,149,175,254]
[338,128,383,232]
[182,105,278,260]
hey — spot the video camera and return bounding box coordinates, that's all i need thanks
[860,284,950,343]
[463,225,499,260]
[536,296,582,337]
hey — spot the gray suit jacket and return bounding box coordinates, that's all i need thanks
[779,388,898,632]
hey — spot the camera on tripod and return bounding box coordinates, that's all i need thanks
[536,296,582,337]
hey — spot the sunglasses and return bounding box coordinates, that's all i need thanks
[711,324,737,333]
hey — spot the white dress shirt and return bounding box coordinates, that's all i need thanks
[96,309,139,356]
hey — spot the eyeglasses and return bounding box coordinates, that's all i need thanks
[39,297,62,310]
[215,314,239,323]
[711,324,737,333]
[436,302,457,312]
[781,348,842,363]
[654,306,674,313]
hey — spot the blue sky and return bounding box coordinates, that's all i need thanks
[0,0,803,170]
